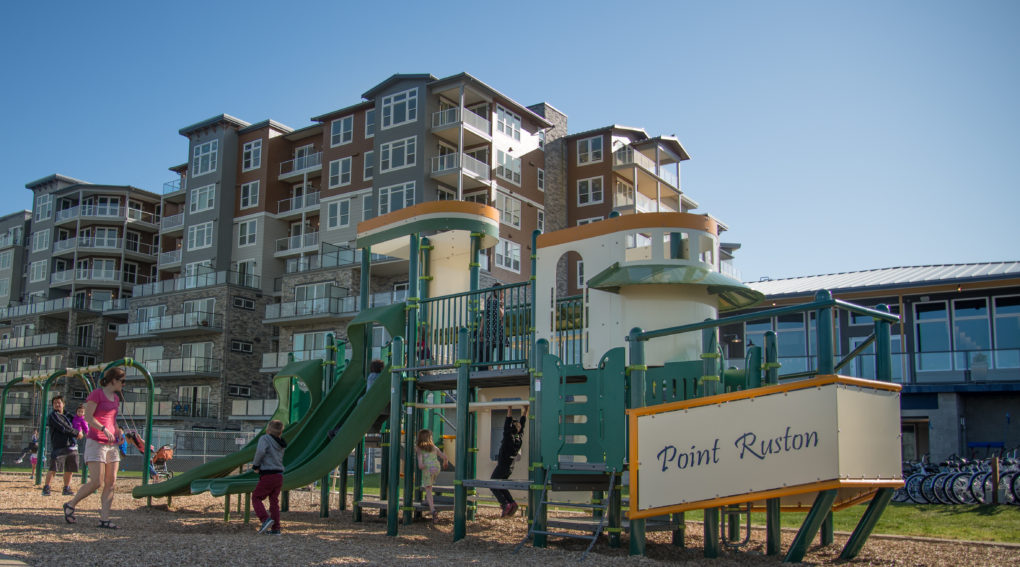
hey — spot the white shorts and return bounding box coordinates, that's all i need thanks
[84,441,121,464]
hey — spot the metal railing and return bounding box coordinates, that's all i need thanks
[125,357,222,376]
[431,107,491,134]
[159,249,182,265]
[279,152,322,176]
[117,312,221,338]
[261,349,333,369]
[132,269,260,297]
[277,191,320,215]
[0,333,65,350]
[0,233,22,248]
[613,147,680,188]
[161,212,185,231]
[431,152,490,180]
[276,231,319,253]
[264,297,359,320]
[163,178,183,194]
[284,247,397,274]
[50,268,121,284]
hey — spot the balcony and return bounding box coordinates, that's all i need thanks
[132,269,260,297]
[613,147,681,190]
[283,247,398,274]
[163,178,186,204]
[275,232,319,256]
[159,249,182,267]
[50,268,123,287]
[230,398,280,419]
[279,152,322,180]
[0,333,66,352]
[160,212,185,233]
[121,397,217,419]
[264,297,359,324]
[261,349,332,372]
[613,189,678,215]
[430,152,490,190]
[431,107,492,146]
[277,191,320,218]
[0,233,22,249]
[125,357,222,377]
[117,311,223,339]
[54,205,159,228]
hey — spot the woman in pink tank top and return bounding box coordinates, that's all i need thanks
[63,366,126,530]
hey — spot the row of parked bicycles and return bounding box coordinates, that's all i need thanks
[893,451,1019,505]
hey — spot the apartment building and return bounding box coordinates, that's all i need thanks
[0,175,160,428]
[726,263,1020,462]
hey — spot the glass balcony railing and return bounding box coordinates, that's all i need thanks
[277,191,320,214]
[431,152,490,180]
[161,212,185,231]
[276,232,319,253]
[132,270,260,297]
[614,147,681,189]
[279,152,322,176]
[163,178,183,194]
[0,333,65,350]
[0,233,23,248]
[125,357,222,376]
[264,297,359,320]
[284,248,398,274]
[159,249,182,265]
[261,349,332,369]
[50,268,121,285]
[431,107,491,134]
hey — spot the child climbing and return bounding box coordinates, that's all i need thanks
[415,429,449,526]
[491,405,528,517]
[252,419,287,535]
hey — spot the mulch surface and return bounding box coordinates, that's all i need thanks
[1,473,1017,566]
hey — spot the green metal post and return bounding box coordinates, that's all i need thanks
[672,512,685,547]
[874,304,893,382]
[244,493,251,523]
[628,327,646,556]
[764,331,781,555]
[704,507,720,558]
[379,420,389,519]
[815,290,835,375]
[454,327,470,541]
[839,487,895,560]
[224,494,231,521]
[821,511,834,545]
[281,490,289,512]
[0,377,26,473]
[360,245,371,310]
[386,339,404,536]
[701,323,720,397]
[467,387,477,520]
[469,232,480,293]
[608,485,622,548]
[784,489,838,563]
[338,457,348,511]
[37,370,66,485]
[353,439,364,519]
[532,339,548,548]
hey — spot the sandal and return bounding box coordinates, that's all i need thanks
[62,503,76,524]
[98,520,119,530]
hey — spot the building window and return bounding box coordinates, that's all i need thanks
[327,199,351,229]
[189,184,215,213]
[496,193,521,229]
[228,384,252,396]
[0,250,11,270]
[578,217,602,226]
[577,176,604,206]
[437,187,455,201]
[192,140,219,176]
[32,229,50,253]
[0,280,8,297]
[994,295,1020,368]
[329,157,352,188]
[576,260,584,287]
[242,139,262,171]
[953,298,991,371]
[538,130,545,149]
[35,194,52,222]
[230,341,254,354]
[915,301,951,371]
[378,182,415,215]
[238,219,257,247]
[187,221,214,250]
[537,168,545,191]
[464,192,487,205]
[365,109,375,137]
[240,181,260,209]
[363,150,374,180]
[495,239,521,273]
[362,195,372,220]
[233,296,256,310]
[381,87,418,129]
[496,105,521,141]
[577,135,603,165]
[30,260,47,283]
[331,116,354,146]
[496,150,521,185]
[380,136,417,173]
[537,210,545,233]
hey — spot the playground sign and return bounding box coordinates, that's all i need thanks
[627,376,903,518]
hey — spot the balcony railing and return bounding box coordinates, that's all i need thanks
[613,147,681,188]
[261,349,332,370]
[121,398,217,419]
[231,398,280,418]
[431,152,490,181]
[283,248,397,274]
[54,204,156,224]
[118,312,222,338]
[264,297,359,321]
[279,152,322,176]
[161,212,185,231]
[0,233,22,248]
[51,268,121,285]
[132,269,260,297]
[277,191,320,215]
[431,107,491,134]
[159,249,182,265]
[276,232,319,253]
[125,357,222,376]
[0,296,127,319]
[0,333,65,350]
[163,178,183,194]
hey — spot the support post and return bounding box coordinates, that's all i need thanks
[353,439,364,519]
[703,507,720,558]
[628,328,646,556]
[339,456,349,511]
[874,304,893,382]
[453,327,470,541]
[386,339,405,536]
[784,489,838,563]
[532,339,549,548]
[840,487,895,559]
[815,290,835,375]
[763,329,783,555]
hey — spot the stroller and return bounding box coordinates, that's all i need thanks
[151,445,174,481]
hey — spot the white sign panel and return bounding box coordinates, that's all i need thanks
[632,381,900,516]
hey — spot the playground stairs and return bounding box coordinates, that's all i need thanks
[514,469,617,560]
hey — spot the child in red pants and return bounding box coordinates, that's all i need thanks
[251,419,286,534]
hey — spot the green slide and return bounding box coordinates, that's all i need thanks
[200,303,404,497]
[132,358,327,499]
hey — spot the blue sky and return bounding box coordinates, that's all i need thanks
[1,0,1016,282]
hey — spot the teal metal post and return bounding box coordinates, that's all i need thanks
[469,232,481,292]
[532,339,548,548]
[320,336,338,518]
[0,377,25,472]
[704,507,720,558]
[379,420,389,519]
[700,324,721,557]
[360,245,371,310]
[672,512,685,547]
[839,487,895,559]
[874,304,893,382]
[386,338,405,537]
[764,331,781,556]
[37,370,67,485]
[402,234,420,525]
[628,328,646,556]
[353,439,364,519]
[813,292,835,545]
[785,489,838,563]
[453,327,470,541]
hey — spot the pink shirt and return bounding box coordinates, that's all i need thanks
[86,388,119,444]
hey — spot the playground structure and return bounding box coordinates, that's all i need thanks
[0,201,904,562]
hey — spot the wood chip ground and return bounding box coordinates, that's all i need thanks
[1,473,1017,566]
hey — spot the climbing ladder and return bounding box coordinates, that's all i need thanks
[514,469,617,561]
